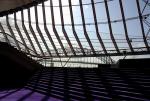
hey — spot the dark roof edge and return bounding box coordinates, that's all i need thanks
[0,0,47,17]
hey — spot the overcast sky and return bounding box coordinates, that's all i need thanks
[0,0,150,56]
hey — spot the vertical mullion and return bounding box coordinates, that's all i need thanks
[34,6,52,57]
[136,0,149,51]
[0,23,10,44]
[68,0,85,55]
[104,0,120,53]
[91,0,107,54]
[79,0,96,55]
[21,10,38,55]
[119,0,134,52]
[6,15,21,50]
[42,2,59,57]
[50,0,67,56]
[14,13,30,54]
[27,9,45,56]
[59,0,76,55]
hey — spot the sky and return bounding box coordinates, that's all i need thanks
[0,0,150,57]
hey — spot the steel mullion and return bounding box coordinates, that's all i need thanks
[27,9,45,56]
[104,0,120,53]
[21,10,38,55]
[78,0,96,55]
[68,0,85,55]
[91,0,107,54]
[34,6,52,57]
[6,15,21,50]
[119,0,134,52]
[0,23,10,44]
[42,2,59,57]
[141,0,149,14]
[136,0,149,51]
[59,0,76,56]
[50,0,67,56]
[142,0,150,6]
[14,13,30,54]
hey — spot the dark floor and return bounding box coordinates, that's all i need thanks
[0,67,150,101]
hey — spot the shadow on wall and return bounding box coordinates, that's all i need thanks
[24,67,150,101]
